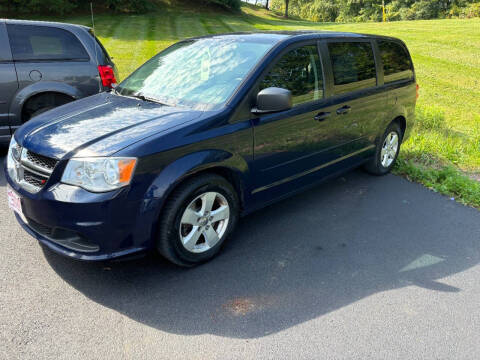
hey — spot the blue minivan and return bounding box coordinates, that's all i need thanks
[6,31,417,266]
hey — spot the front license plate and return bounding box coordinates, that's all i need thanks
[7,186,24,219]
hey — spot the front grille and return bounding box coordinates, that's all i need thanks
[23,169,48,188]
[13,148,58,193]
[26,151,58,172]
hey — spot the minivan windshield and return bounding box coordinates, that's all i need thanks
[116,38,273,110]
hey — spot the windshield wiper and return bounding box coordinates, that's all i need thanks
[133,93,167,106]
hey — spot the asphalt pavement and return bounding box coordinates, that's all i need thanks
[1,153,480,359]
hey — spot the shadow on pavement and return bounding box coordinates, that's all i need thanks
[30,169,480,338]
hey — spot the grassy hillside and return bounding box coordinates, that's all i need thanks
[12,3,480,206]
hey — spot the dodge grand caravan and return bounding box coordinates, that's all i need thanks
[6,31,417,266]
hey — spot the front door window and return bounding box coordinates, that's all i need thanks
[259,45,324,105]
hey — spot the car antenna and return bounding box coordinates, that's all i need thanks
[90,2,102,93]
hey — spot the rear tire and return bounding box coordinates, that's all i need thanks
[22,92,73,122]
[364,122,403,176]
[30,107,54,119]
[157,173,239,267]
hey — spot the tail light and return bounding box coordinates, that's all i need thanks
[98,65,117,88]
[416,83,420,99]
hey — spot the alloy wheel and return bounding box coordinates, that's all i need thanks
[179,191,230,253]
[380,131,399,168]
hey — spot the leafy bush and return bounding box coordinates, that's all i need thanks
[105,0,155,13]
[5,0,76,15]
[28,0,76,14]
[203,0,241,10]
[410,0,443,20]
[268,0,480,23]
[462,2,480,17]
[4,0,156,15]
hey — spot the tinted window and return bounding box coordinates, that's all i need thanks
[0,23,13,61]
[7,25,89,61]
[260,45,323,105]
[328,42,376,95]
[88,29,111,63]
[378,40,413,83]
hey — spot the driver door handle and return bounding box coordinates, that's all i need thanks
[336,105,351,115]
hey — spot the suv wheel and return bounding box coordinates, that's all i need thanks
[364,122,403,176]
[30,107,54,119]
[23,93,73,122]
[157,173,239,267]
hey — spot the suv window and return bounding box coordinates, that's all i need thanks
[0,24,12,61]
[328,42,377,95]
[378,40,413,83]
[7,25,89,62]
[260,45,323,105]
[88,29,111,63]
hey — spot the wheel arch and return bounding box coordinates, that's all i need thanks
[143,150,250,217]
[21,91,75,122]
[138,150,250,250]
[386,100,415,142]
[392,115,407,139]
[9,82,83,125]
[178,166,246,211]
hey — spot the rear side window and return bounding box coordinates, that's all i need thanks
[0,24,12,61]
[260,44,324,105]
[7,24,89,62]
[89,29,111,63]
[378,40,413,83]
[328,42,377,95]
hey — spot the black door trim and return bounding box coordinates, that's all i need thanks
[251,144,375,194]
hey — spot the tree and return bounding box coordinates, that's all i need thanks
[284,0,290,17]
[265,0,270,10]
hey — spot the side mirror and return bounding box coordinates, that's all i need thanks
[252,87,292,114]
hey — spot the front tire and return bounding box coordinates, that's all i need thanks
[364,122,403,176]
[157,173,239,267]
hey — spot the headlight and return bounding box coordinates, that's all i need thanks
[61,157,137,192]
[6,136,21,180]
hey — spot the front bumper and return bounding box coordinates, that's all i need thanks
[15,213,146,261]
[6,172,152,261]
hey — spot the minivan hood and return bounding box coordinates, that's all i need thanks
[17,93,202,159]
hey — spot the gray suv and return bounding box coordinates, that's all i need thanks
[0,19,117,145]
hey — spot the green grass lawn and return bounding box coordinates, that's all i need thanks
[16,3,480,206]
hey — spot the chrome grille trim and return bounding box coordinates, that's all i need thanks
[21,149,57,175]
[12,148,58,193]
